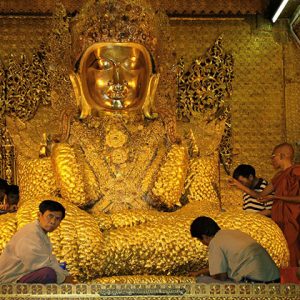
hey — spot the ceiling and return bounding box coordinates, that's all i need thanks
[0,0,272,16]
[0,0,298,21]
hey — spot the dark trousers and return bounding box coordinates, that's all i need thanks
[17,267,57,284]
[241,277,280,284]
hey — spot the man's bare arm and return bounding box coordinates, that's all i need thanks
[228,178,274,198]
[259,195,300,203]
[258,209,271,216]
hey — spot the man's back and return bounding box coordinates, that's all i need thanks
[208,230,279,282]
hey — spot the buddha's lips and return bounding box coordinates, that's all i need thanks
[107,87,128,100]
[108,92,126,100]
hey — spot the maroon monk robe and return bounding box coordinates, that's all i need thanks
[272,165,300,267]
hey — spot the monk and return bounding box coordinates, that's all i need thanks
[229,143,300,267]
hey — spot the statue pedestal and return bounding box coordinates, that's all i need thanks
[0,283,298,299]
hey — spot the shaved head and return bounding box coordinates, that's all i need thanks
[273,142,294,160]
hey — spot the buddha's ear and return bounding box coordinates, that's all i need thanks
[142,73,160,119]
[69,71,91,119]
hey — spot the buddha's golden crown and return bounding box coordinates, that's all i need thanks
[71,0,159,66]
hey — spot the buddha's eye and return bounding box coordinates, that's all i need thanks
[122,57,139,70]
[92,58,113,70]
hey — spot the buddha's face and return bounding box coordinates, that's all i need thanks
[78,42,152,112]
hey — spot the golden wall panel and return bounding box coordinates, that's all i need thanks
[284,41,300,163]
[285,82,300,163]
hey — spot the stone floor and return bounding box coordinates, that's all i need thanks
[0,283,299,300]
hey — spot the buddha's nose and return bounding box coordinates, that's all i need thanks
[112,65,120,83]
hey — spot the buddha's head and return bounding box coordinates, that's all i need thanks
[70,0,161,118]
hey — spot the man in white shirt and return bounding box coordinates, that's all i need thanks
[190,216,280,283]
[0,200,73,284]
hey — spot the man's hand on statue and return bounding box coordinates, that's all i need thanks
[228,178,242,188]
[258,195,274,203]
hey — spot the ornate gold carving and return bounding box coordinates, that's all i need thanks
[219,111,233,174]
[70,0,159,67]
[177,35,233,121]
[105,129,128,148]
[5,52,50,121]
[93,275,195,284]
[0,60,5,123]
[46,3,76,120]
[69,115,167,213]
[177,35,234,171]
[0,282,299,299]
[0,128,16,184]
[0,46,50,185]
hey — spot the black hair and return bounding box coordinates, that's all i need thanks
[7,184,19,195]
[232,164,256,180]
[0,178,8,192]
[6,185,19,205]
[39,200,66,220]
[190,216,220,240]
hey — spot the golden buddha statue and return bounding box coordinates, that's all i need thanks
[0,0,289,282]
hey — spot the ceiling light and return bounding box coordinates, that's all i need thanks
[272,0,290,23]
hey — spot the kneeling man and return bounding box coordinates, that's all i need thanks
[190,216,280,283]
[0,200,73,284]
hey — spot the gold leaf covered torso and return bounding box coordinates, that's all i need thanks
[69,115,167,213]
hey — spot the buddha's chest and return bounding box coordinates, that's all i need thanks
[70,119,167,186]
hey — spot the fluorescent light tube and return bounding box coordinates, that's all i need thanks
[272,0,289,23]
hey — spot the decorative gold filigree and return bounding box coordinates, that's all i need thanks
[71,0,159,67]
[5,52,50,121]
[105,129,128,148]
[176,35,234,171]
[219,111,233,174]
[177,35,233,121]
[110,148,128,165]
[46,3,76,120]
[0,60,5,123]
[0,128,16,184]
[69,115,167,213]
